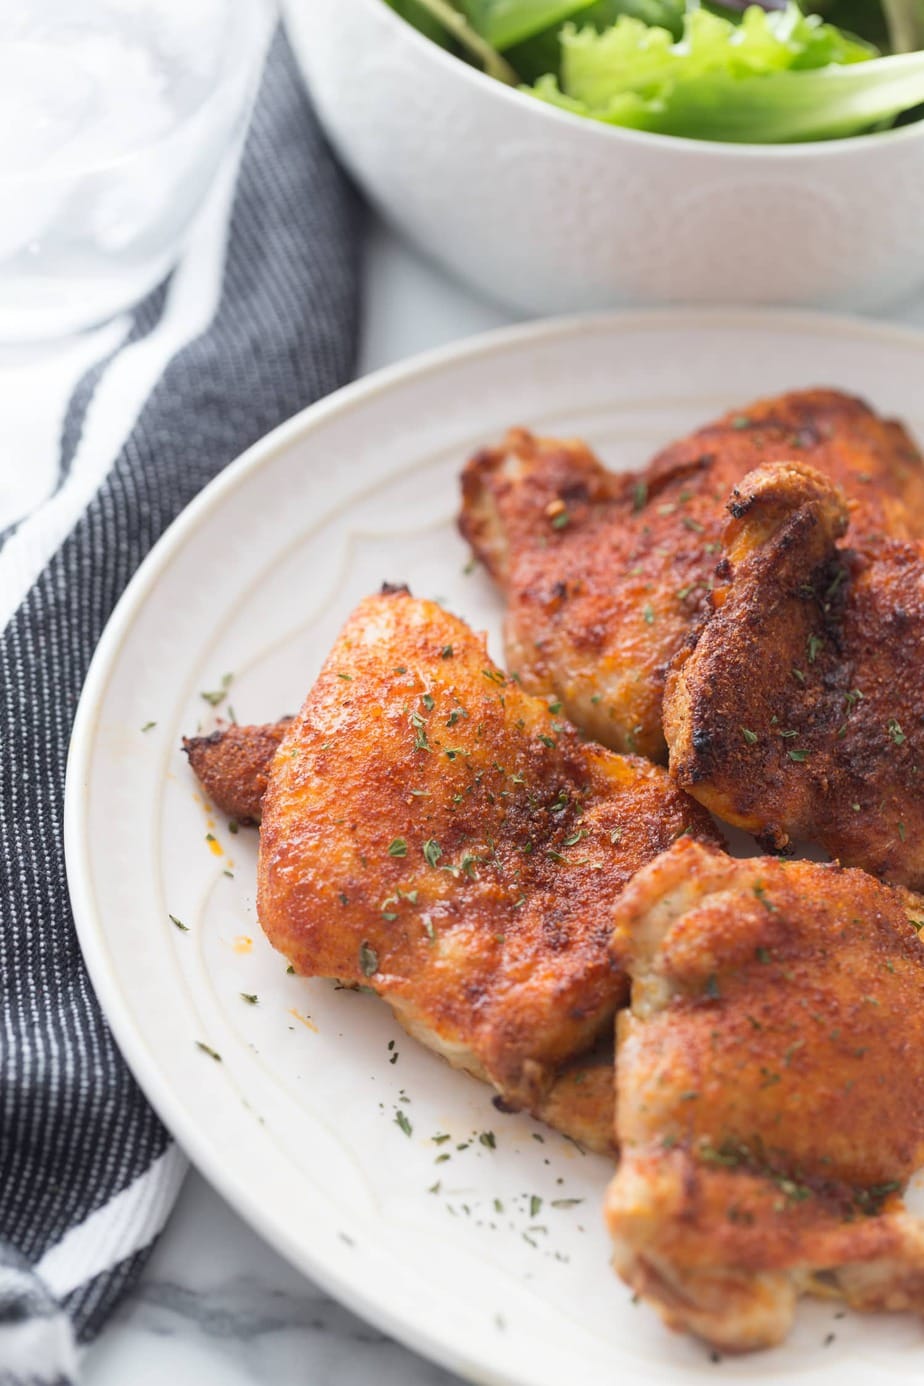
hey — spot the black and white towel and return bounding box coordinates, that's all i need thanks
[0,28,360,1383]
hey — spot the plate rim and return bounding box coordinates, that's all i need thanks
[65,305,924,1382]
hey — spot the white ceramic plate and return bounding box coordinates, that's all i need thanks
[66,310,924,1386]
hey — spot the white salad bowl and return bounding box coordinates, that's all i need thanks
[282,0,924,315]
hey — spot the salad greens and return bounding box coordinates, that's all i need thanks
[384,0,924,141]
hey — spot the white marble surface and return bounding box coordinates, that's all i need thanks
[80,218,924,1385]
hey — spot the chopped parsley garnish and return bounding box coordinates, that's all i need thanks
[529,1195,542,1217]
[682,516,704,534]
[169,914,188,932]
[359,942,378,976]
[196,1042,221,1061]
[548,700,563,714]
[740,727,758,746]
[240,993,258,1005]
[731,415,751,430]
[631,481,647,514]
[228,819,239,835]
[642,603,655,625]
[441,645,453,659]
[551,511,570,530]
[538,733,555,748]
[788,748,809,762]
[200,673,233,707]
[755,946,773,964]
[479,1131,496,1148]
[410,711,430,751]
[753,884,777,913]
[888,718,906,746]
[423,838,442,868]
[792,667,806,684]
[388,837,408,857]
[141,721,156,732]
[421,693,435,712]
[807,633,824,664]
[845,688,864,711]
[394,1110,412,1137]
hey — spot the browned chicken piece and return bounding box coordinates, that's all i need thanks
[665,461,924,889]
[182,720,291,824]
[605,838,924,1353]
[460,390,924,761]
[256,587,719,1123]
[531,1039,615,1154]
[183,707,616,1150]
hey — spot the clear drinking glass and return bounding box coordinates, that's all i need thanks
[0,0,264,342]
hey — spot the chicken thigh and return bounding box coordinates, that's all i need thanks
[606,838,924,1351]
[664,461,924,889]
[256,587,718,1121]
[460,390,924,761]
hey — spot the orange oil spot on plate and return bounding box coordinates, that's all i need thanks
[288,1007,318,1034]
[232,935,253,954]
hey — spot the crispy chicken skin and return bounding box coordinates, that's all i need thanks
[256,588,718,1119]
[605,839,924,1352]
[459,390,924,761]
[531,1038,615,1155]
[665,461,924,888]
[182,720,291,824]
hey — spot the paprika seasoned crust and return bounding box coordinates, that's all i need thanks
[256,587,719,1121]
[605,838,924,1353]
[664,461,924,889]
[182,720,291,824]
[459,389,924,762]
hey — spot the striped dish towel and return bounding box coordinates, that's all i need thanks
[0,27,359,1383]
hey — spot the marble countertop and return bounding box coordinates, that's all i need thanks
[81,218,924,1386]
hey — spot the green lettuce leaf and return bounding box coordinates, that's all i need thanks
[455,0,683,50]
[456,0,601,49]
[525,3,924,141]
[385,0,518,79]
[504,0,685,83]
[385,0,453,45]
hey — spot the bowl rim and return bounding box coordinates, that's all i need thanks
[359,0,924,157]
